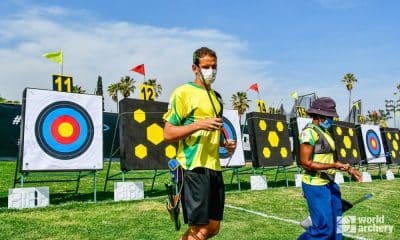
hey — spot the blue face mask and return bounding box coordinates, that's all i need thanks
[319,118,333,129]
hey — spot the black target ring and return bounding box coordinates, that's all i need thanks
[35,101,94,160]
[219,116,237,159]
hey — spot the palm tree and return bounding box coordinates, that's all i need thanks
[107,83,120,111]
[231,91,251,124]
[143,78,162,99]
[366,109,389,126]
[118,76,136,98]
[95,76,104,96]
[341,73,358,120]
[96,75,105,111]
[72,85,86,94]
[0,95,6,103]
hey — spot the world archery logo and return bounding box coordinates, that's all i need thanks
[219,116,237,159]
[35,101,94,160]
[365,129,382,158]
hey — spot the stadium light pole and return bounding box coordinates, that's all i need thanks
[385,96,400,128]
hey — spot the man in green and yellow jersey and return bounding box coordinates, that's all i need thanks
[163,47,236,240]
[298,97,362,240]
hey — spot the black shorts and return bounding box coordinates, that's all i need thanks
[181,167,225,226]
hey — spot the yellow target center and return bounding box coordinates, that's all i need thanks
[371,139,377,149]
[58,122,74,137]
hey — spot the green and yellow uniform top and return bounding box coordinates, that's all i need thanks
[163,82,222,171]
[300,123,336,186]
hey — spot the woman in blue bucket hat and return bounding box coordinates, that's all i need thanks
[298,97,362,240]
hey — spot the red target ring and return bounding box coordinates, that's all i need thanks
[369,138,377,150]
[50,115,80,144]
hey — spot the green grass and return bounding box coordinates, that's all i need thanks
[1,161,399,239]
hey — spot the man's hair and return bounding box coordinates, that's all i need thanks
[193,47,217,66]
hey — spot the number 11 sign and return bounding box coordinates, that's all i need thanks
[52,74,73,93]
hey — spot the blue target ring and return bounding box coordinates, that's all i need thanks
[365,129,381,158]
[219,116,237,159]
[35,101,94,160]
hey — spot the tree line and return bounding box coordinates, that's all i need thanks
[0,73,399,127]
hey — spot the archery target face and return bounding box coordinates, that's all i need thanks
[291,117,312,165]
[296,117,312,135]
[219,109,245,167]
[20,88,103,171]
[365,129,381,158]
[35,101,94,159]
[360,124,386,163]
[219,116,237,158]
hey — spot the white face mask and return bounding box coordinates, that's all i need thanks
[200,68,217,85]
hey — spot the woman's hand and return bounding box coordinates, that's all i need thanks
[348,167,363,183]
[334,162,351,171]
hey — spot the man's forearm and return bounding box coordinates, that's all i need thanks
[164,122,200,142]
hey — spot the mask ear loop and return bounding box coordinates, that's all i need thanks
[195,60,210,89]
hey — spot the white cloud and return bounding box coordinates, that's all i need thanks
[0,6,274,113]
[0,5,394,123]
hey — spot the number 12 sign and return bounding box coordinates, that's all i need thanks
[139,84,155,101]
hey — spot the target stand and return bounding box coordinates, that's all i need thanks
[14,88,103,202]
[13,166,98,200]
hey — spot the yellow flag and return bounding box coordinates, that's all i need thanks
[290,91,298,100]
[43,51,63,65]
[353,101,360,110]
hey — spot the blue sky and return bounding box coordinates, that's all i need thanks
[1,0,399,124]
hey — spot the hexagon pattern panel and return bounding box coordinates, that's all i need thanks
[118,99,177,170]
[380,127,400,164]
[246,112,293,167]
[332,121,361,165]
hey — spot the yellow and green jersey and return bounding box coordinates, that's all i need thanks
[300,124,336,185]
[163,82,222,171]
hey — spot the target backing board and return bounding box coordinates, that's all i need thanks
[247,112,293,167]
[118,98,177,170]
[331,121,361,165]
[380,127,400,164]
[19,88,103,171]
[357,124,386,163]
[219,109,245,167]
